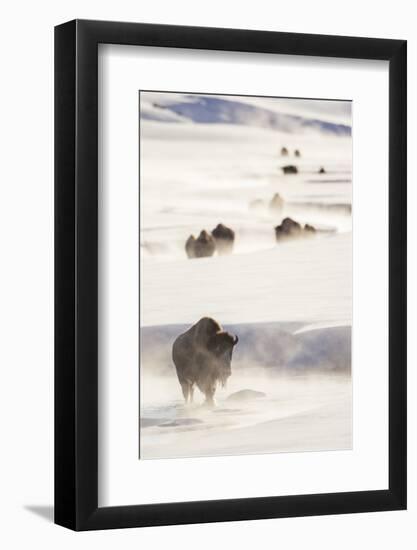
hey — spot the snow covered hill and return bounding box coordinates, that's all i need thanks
[140,92,351,136]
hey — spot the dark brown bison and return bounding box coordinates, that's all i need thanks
[281,165,298,174]
[304,223,316,234]
[185,235,197,258]
[172,317,238,406]
[318,166,326,174]
[269,193,284,214]
[280,147,289,156]
[275,217,303,241]
[185,230,216,259]
[294,149,301,157]
[211,223,235,255]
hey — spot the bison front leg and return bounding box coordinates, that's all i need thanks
[180,381,191,404]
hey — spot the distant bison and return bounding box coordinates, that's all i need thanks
[275,218,317,241]
[211,223,235,255]
[185,230,216,259]
[281,147,289,156]
[185,235,197,258]
[275,217,302,241]
[294,149,301,157]
[269,193,284,214]
[172,317,238,406]
[281,165,298,175]
[304,223,316,234]
[318,166,326,174]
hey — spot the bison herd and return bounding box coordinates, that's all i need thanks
[172,147,332,404]
[184,190,320,258]
[280,147,300,157]
[279,147,328,176]
[282,164,327,175]
[182,146,331,259]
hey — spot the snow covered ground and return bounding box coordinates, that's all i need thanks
[140,373,351,459]
[139,92,352,460]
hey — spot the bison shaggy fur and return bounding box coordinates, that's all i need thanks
[172,317,238,406]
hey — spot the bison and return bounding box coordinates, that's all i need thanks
[304,223,316,235]
[281,165,298,175]
[318,166,326,174]
[269,193,284,214]
[280,147,289,156]
[185,235,197,258]
[211,223,235,255]
[172,317,238,406]
[275,217,303,241]
[294,149,301,157]
[185,230,216,259]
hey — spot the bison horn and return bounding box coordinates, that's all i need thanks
[233,335,239,345]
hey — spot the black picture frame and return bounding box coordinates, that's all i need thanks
[55,19,407,531]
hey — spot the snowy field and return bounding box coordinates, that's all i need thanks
[139,92,352,460]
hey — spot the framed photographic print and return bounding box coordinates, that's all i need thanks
[55,20,407,530]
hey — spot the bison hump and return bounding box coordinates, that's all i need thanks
[193,317,222,345]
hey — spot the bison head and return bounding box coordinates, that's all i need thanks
[207,331,239,387]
